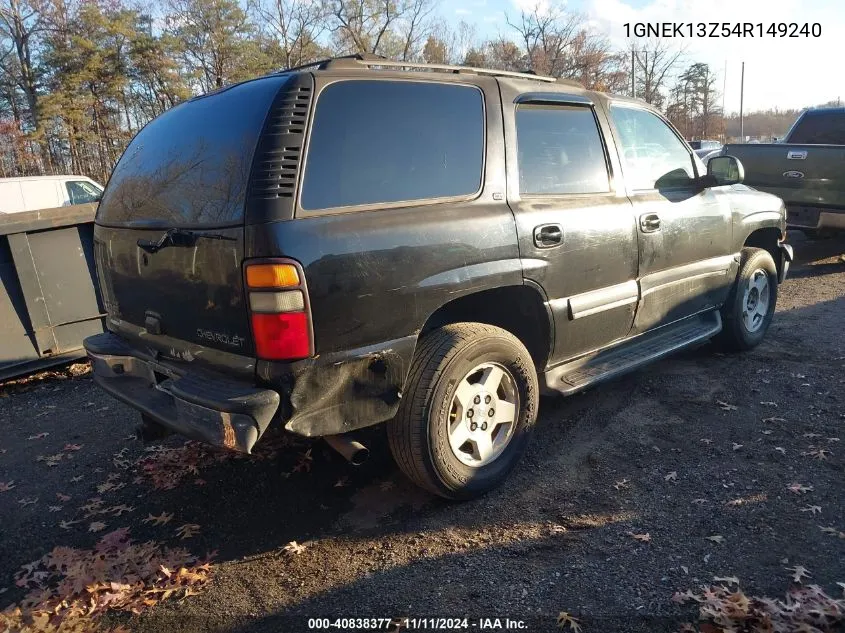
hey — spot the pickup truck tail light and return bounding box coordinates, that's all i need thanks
[244,261,313,360]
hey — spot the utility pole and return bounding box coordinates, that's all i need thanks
[631,48,636,98]
[739,62,745,141]
[722,60,727,141]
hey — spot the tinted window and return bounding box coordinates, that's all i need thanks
[98,76,288,227]
[301,81,484,210]
[610,106,695,190]
[66,180,102,204]
[787,111,845,144]
[516,105,609,195]
[688,141,702,149]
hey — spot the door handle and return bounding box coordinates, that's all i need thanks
[533,224,563,248]
[640,214,661,233]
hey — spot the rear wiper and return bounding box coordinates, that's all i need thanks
[137,228,236,253]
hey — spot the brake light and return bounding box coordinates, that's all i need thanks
[245,260,313,360]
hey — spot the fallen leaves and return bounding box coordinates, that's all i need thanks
[673,580,844,633]
[3,528,213,633]
[59,519,82,530]
[17,497,37,506]
[800,505,822,515]
[787,483,814,494]
[0,481,15,492]
[713,576,741,586]
[627,532,651,543]
[143,512,174,526]
[613,478,630,490]
[175,524,201,540]
[717,401,738,411]
[56,492,71,502]
[801,446,833,460]
[556,611,581,632]
[283,540,307,555]
[818,526,845,539]
[706,535,726,544]
[763,416,786,424]
[664,471,678,482]
[63,443,83,452]
[732,443,744,451]
[89,521,107,533]
[27,432,49,440]
[786,565,811,584]
[760,401,778,407]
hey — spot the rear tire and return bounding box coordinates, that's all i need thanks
[387,323,538,500]
[717,247,778,351]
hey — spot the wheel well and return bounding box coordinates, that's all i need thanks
[743,227,781,274]
[419,285,552,368]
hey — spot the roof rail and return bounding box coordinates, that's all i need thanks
[278,54,563,84]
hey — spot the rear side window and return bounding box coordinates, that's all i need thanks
[787,111,845,144]
[301,81,484,211]
[516,105,610,195]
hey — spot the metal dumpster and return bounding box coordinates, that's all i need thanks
[0,203,105,380]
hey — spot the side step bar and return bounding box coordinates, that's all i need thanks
[544,311,722,396]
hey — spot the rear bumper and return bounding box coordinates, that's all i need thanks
[787,205,845,231]
[83,332,279,453]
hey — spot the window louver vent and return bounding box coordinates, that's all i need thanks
[250,82,312,201]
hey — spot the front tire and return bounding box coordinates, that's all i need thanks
[387,323,538,500]
[717,247,778,351]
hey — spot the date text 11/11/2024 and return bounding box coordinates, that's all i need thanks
[307,618,529,630]
[624,22,822,38]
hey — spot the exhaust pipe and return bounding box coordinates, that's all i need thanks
[324,434,369,466]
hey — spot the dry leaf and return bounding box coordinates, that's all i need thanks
[717,401,737,411]
[56,493,71,502]
[176,524,200,540]
[18,497,37,506]
[628,532,651,542]
[700,438,713,445]
[774,447,787,455]
[800,505,822,515]
[283,540,307,555]
[801,447,832,460]
[706,535,725,544]
[143,512,173,526]
[732,443,743,451]
[786,565,811,583]
[557,611,581,632]
[89,521,107,533]
[665,471,678,482]
[787,483,813,494]
[59,519,82,529]
[613,478,630,490]
[63,443,83,452]
[760,401,778,407]
[48,505,63,512]
[763,416,786,423]
[27,432,49,440]
[0,481,15,492]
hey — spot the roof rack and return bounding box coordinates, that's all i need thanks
[280,53,572,85]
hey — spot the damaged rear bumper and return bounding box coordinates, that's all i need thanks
[83,332,279,453]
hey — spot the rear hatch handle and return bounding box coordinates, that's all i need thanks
[137,228,236,254]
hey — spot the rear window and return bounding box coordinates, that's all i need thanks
[516,105,610,195]
[301,81,484,211]
[787,111,845,144]
[98,76,288,228]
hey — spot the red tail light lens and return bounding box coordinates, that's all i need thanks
[251,312,311,360]
[244,259,313,361]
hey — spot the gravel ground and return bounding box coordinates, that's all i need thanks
[1,232,844,633]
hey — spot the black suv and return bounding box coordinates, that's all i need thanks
[84,55,793,499]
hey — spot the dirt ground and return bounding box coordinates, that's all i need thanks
[1,232,844,633]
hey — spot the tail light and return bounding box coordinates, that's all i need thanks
[244,260,313,360]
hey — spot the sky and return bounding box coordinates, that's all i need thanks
[441,0,845,113]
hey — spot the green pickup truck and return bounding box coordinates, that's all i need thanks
[723,107,845,235]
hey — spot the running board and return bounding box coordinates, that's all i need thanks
[544,311,722,396]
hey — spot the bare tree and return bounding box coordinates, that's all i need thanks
[248,0,327,68]
[628,38,684,107]
[506,2,581,76]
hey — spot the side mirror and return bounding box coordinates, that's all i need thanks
[707,155,744,186]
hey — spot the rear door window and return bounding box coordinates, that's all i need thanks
[515,104,610,195]
[301,80,484,211]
